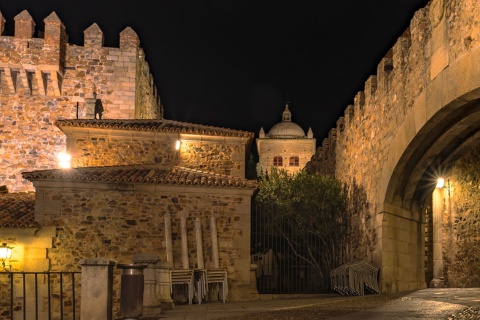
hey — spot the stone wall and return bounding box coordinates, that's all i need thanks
[59,123,251,178]
[256,138,316,175]
[0,227,57,320]
[441,146,480,287]
[0,11,161,193]
[307,0,480,292]
[179,138,249,177]
[33,180,256,303]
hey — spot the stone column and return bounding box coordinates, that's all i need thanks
[195,218,205,269]
[133,253,162,316]
[180,216,189,269]
[430,187,445,287]
[79,259,115,320]
[211,216,219,268]
[156,261,174,310]
[164,213,173,264]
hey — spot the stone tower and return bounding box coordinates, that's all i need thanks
[256,102,316,175]
[0,10,162,192]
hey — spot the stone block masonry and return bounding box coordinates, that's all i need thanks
[0,10,162,192]
[56,119,253,178]
[307,0,480,292]
[32,179,257,305]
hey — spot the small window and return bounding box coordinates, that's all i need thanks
[273,156,283,166]
[289,156,299,167]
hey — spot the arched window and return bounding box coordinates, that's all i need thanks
[273,156,283,166]
[289,156,299,167]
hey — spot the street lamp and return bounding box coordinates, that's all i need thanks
[436,178,445,188]
[0,243,12,271]
[58,152,72,169]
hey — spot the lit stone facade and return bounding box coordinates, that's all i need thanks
[307,0,480,293]
[23,165,259,303]
[56,119,253,178]
[0,10,161,193]
[256,103,316,175]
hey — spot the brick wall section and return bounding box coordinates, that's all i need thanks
[0,11,161,192]
[33,181,256,302]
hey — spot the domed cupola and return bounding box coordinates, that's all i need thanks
[267,103,306,138]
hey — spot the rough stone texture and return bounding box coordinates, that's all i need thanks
[80,259,115,320]
[0,227,58,319]
[31,179,257,306]
[307,0,480,292]
[256,139,316,175]
[256,105,316,175]
[0,11,162,193]
[55,119,252,178]
[441,146,480,287]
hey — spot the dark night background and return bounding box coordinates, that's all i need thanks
[0,0,429,154]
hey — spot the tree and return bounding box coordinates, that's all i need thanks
[254,168,346,290]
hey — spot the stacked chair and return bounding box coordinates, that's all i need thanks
[167,215,228,304]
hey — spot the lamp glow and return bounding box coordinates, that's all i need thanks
[57,152,72,169]
[175,140,181,151]
[0,244,11,259]
[0,243,12,271]
[436,178,445,189]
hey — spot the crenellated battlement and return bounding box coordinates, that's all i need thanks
[308,0,480,292]
[0,9,162,192]
[0,10,152,100]
[332,5,432,144]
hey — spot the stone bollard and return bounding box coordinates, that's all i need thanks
[250,264,260,300]
[79,259,116,320]
[117,263,148,320]
[133,253,162,316]
[155,261,175,310]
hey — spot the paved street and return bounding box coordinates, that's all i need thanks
[155,288,480,320]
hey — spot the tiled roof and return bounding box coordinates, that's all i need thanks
[0,192,38,228]
[23,165,258,189]
[55,119,254,139]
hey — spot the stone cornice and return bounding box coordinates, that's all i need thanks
[23,165,258,191]
[55,119,254,140]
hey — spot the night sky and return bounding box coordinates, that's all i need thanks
[0,0,429,155]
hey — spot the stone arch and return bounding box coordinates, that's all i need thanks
[380,47,480,215]
[377,46,480,292]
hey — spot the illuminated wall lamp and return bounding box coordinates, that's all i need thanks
[436,178,445,189]
[58,152,72,169]
[0,243,12,271]
[175,140,181,151]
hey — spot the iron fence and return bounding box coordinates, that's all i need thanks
[0,271,80,320]
[251,202,329,294]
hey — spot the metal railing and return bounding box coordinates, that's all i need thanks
[0,271,81,320]
[251,203,328,294]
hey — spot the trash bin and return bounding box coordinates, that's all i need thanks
[117,263,148,319]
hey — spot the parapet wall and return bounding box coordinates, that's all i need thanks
[313,0,480,211]
[0,10,162,192]
[308,0,480,291]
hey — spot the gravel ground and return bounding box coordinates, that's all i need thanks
[214,293,408,320]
